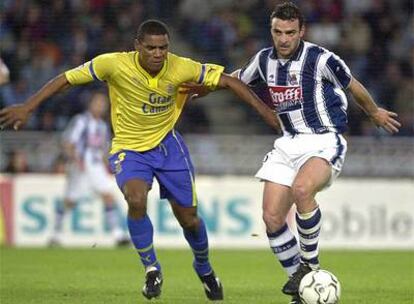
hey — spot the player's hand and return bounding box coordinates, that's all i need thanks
[179,82,211,99]
[370,108,401,134]
[0,104,31,130]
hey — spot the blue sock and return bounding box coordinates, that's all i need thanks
[183,218,212,276]
[127,215,160,271]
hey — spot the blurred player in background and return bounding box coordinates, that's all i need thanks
[3,149,31,173]
[50,91,128,246]
[0,19,279,301]
[235,3,400,303]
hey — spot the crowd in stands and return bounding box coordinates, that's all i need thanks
[1,0,413,135]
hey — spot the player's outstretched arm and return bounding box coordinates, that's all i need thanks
[179,82,212,100]
[348,77,401,134]
[0,73,71,130]
[217,73,280,131]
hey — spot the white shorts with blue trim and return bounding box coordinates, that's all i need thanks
[65,162,113,201]
[255,133,347,188]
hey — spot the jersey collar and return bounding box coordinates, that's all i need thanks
[134,52,168,88]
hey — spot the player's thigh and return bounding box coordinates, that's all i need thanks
[87,164,114,194]
[155,169,196,208]
[64,169,89,201]
[108,150,154,192]
[155,130,198,207]
[294,157,332,195]
[122,178,150,209]
[255,148,297,187]
[293,133,347,190]
[262,181,293,219]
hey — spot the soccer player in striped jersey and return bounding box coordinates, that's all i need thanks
[235,3,401,303]
[0,20,279,301]
[51,92,128,247]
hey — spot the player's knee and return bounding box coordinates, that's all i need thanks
[101,193,114,205]
[292,182,313,203]
[179,215,198,231]
[262,211,285,232]
[125,192,147,217]
[102,194,115,208]
[64,199,76,209]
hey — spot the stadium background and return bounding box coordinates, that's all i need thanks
[0,1,413,303]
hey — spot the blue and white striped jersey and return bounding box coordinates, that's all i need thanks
[62,112,110,165]
[238,40,352,135]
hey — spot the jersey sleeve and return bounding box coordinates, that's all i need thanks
[320,53,352,89]
[196,63,224,90]
[65,53,116,85]
[238,52,263,86]
[179,57,224,90]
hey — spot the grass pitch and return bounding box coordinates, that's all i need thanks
[1,248,413,303]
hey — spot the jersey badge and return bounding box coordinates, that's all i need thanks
[166,83,175,95]
[288,73,299,85]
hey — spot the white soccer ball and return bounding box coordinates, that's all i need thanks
[298,269,341,304]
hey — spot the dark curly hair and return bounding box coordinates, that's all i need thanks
[136,19,170,42]
[270,2,304,29]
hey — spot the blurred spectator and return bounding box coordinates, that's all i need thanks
[177,101,211,134]
[1,78,30,107]
[37,110,58,131]
[306,16,341,50]
[3,149,31,173]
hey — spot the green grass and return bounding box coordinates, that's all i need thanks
[1,248,413,303]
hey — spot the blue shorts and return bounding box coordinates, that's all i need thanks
[108,130,197,207]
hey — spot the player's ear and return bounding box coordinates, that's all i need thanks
[299,25,305,38]
[134,39,140,51]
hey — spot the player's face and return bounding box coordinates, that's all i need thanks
[271,18,304,59]
[135,34,169,75]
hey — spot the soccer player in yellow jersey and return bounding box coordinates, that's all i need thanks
[0,20,279,301]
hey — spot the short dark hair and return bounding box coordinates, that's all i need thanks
[270,2,304,29]
[136,19,170,41]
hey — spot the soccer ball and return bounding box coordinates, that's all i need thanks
[298,270,341,304]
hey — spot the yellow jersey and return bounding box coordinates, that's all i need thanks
[65,52,224,154]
